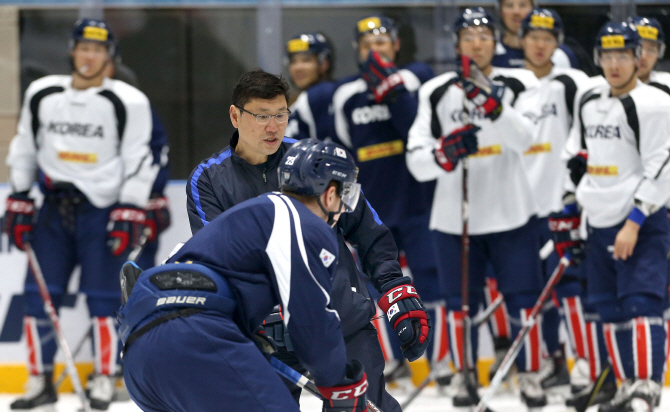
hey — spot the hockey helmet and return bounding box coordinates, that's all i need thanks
[627,16,665,58]
[70,18,116,56]
[279,139,360,213]
[354,15,398,42]
[520,8,564,44]
[286,32,333,64]
[594,21,641,66]
[453,8,498,44]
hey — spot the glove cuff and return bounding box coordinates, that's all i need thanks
[380,276,412,294]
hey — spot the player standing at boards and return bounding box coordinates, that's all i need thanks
[328,14,448,385]
[186,68,431,412]
[284,32,336,141]
[513,8,595,397]
[120,139,371,412]
[565,21,670,411]
[3,18,156,410]
[407,7,547,409]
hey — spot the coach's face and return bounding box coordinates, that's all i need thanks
[230,95,289,165]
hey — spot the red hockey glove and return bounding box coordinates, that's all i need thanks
[3,192,35,251]
[377,277,432,361]
[107,204,146,257]
[457,55,504,120]
[317,360,369,412]
[548,208,585,265]
[360,50,406,104]
[145,195,171,242]
[567,150,588,186]
[434,125,480,172]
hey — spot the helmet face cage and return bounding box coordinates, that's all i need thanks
[70,18,116,57]
[593,21,641,67]
[519,8,564,44]
[628,16,666,59]
[354,15,399,48]
[452,8,499,45]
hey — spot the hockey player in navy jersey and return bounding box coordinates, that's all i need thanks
[120,139,374,412]
[563,21,670,411]
[187,69,429,412]
[284,32,336,141]
[4,19,157,410]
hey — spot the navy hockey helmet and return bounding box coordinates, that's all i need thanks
[594,21,641,66]
[70,18,116,56]
[355,15,399,42]
[453,8,498,44]
[520,8,564,44]
[286,32,333,64]
[628,16,665,58]
[279,139,361,213]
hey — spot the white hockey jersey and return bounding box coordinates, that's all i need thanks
[647,70,670,95]
[515,67,589,217]
[567,80,670,228]
[7,75,157,208]
[407,67,539,235]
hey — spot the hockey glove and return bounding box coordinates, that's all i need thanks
[567,150,588,186]
[107,204,146,257]
[360,50,406,104]
[317,360,369,412]
[457,55,504,121]
[434,125,480,172]
[252,327,278,356]
[145,194,171,242]
[377,277,432,361]
[548,209,585,265]
[262,306,294,351]
[3,192,35,251]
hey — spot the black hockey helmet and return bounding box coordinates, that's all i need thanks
[279,139,360,213]
[70,18,116,56]
[628,16,666,58]
[594,21,641,66]
[286,32,333,64]
[354,15,399,43]
[453,8,499,44]
[520,8,564,44]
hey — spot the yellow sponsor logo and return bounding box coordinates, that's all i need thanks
[601,35,625,49]
[530,15,555,30]
[287,38,310,53]
[58,152,98,163]
[587,165,618,176]
[524,142,552,155]
[358,17,382,34]
[637,25,659,41]
[470,144,502,158]
[357,140,404,162]
[82,26,109,42]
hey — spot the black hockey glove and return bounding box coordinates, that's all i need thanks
[252,327,278,356]
[567,150,588,186]
[145,194,171,243]
[317,360,369,412]
[262,306,294,351]
[434,125,480,172]
[548,207,585,265]
[377,277,432,361]
[3,192,35,251]
[360,50,406,104]
[107,204,146,257]
[457,55,504,121]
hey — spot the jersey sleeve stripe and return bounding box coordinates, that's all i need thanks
[265,194,294,326]
[619,95,640,152]
[554,75,578,120]
[98,90,127,141]
[649,82,670,96]
[29,86,64,142]
[654,149,670,180]
[492,75,526,105]
[190,149,232,226]
[429,79,457,138]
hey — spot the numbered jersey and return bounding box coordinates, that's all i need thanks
[6,75,156,208]
[568,81,670,228]
[407,67,539,235]
[515,67,589,217]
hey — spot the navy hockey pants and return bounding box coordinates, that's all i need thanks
[124,310,299,412]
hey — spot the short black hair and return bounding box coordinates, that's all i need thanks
[232,68,290,109]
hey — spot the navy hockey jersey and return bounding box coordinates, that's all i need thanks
[149,108,170,195]
[330,62,436,227]
[286,81,336,141]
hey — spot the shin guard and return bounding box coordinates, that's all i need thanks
[603,322,629,381]
[448,310,475,371]
[516,308,543,372]
[485,278,511,340]
[563,296,588,360]
[92,317,119,376]
[632,316,666,382]
[24,316,56,375]
[429,302,450,363]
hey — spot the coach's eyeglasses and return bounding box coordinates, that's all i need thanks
[236,105,291,124]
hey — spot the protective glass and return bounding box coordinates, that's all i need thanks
[340,182,361,213]
[598,51,635,66]
[460,33,495,43]
[236,106,291,124]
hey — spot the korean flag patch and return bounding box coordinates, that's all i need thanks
[335,148,347,159]
[386,303,400,321]
[320,249,335,267]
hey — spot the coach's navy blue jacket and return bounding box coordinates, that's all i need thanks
[186,131,403,336]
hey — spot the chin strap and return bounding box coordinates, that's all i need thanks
[316,196,343,226]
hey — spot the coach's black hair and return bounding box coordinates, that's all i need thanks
[232,68,290,109]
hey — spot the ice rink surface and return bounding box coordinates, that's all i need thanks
[2,386,670,412]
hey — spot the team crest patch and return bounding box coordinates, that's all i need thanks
[387,303,400,320]
[335,148,347,158]
[320,249,336,267]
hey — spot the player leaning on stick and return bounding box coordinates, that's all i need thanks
[186,68,431,412]
[3,18,156,410]
[563,21,670,411]
[407,7,546,409]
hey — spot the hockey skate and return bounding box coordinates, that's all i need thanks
[88,374,115,410]
[451,372,477,410]
[625,379,661,412]
[488,339,515,392]
[599,379,634,412]
[570,357,591,394]
[566,380,617,409]
[10,372,57,410]
[432,355,454,393]
[518,371,548,410]
[539,347,570,395]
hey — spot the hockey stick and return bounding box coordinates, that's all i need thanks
[54,325,92,390]
[24,242,91,412]
[268,356,383,412]
[574,364,611,412]
[474,254,571,412]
